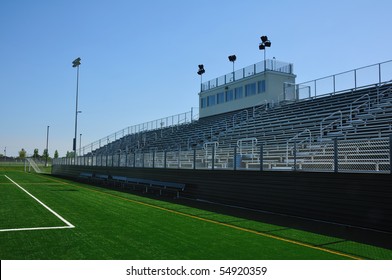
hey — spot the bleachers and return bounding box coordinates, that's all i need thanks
[88,82,392,172]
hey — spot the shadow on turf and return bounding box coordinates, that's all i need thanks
[48,173,392,251]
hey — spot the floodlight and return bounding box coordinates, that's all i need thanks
[197,64,205,75]
[228,55,237,62]
[72,57,81,67]
[259,36,271,70]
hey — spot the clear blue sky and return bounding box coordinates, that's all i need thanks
[1,0,391,157]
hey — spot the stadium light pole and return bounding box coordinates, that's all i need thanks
[79,133,82,156]
[45,125,50,167]
[72,57,81,159]
[228,55,237,81]
[197,64,205,92]
[259,36,271,71]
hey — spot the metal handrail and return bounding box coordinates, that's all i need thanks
[350,94,370,122]
[286,129,312,164]
[232,109,249,127]
[237,138,258,157]
[81,110,197,155]
[320,110,343,140]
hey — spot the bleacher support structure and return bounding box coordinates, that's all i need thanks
[52,63,392,248]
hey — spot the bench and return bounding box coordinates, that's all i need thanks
[95,174,109,180]
[79,172,93,179]
[125,177,185,198]
[92,174,110,184]
[111,175,128,187]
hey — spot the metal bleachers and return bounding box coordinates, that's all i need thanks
[79,82,392,173]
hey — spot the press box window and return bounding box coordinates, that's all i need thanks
[258,80,266,93]
[200,97,207,108]
[245,83,256,97]
[234,87,243,99]
[207,95,216,107]
[217,92,225,104]
[225,90,234,102]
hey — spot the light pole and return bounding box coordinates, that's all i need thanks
[259,36,271,71]
[45,125,50,167]
[72,57,81,159]
[228,55,237,81]
[79,133,82,156]
[197,64,205,92]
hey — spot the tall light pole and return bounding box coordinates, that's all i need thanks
[197,64,205,92]
[72,57,81,158]
[79,133,82,156]
[45,125,50,167]
[228,55,237,81]
[259,36,271,71]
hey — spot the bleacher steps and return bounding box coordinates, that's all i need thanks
[350,119,365,125]
[327,131,344,137]
[356,113,374,119]
[368,107,384,114]
[341,124,354,130]
[316,137,333,143]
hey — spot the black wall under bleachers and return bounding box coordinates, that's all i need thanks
[52,165,392,235]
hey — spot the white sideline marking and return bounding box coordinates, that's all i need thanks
[0,226,72,232]
[1,175,75,232]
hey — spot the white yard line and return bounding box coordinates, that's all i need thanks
[1,175,75,232]
[0,226,72,232]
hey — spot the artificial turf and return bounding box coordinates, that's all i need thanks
[1,170,391,260]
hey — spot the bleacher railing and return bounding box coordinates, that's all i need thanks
[80,109,199,156]
[201,59,294,92]
[54,136,392,174]
[297,60,392,98]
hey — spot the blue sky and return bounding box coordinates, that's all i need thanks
[1,0,392,157]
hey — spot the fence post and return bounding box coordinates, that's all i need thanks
[234,146,237,171]
[390,134,392,175]
[334,138,338,173]
[193,149,196,170]
[260,144,263,172]
[164,150,167,169]
[293,140,297,171]
[212,145,215,170]
[152,151,155,168]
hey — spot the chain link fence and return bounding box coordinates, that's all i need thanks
[54,136,392,174]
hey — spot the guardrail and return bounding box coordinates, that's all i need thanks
[297,60,392,98]
[201,59,294,92]
[80,109,199,156]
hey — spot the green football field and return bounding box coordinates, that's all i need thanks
[1,168,391,260]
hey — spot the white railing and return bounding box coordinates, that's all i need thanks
[201,59,293,92]
[297,60,392,98]
[80,109,199,155]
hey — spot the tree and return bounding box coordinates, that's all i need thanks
[19,148,26,159]
[43,149,49,159]
[54,150,59,159]
[33,148,39,159]
[66,151,75,158]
